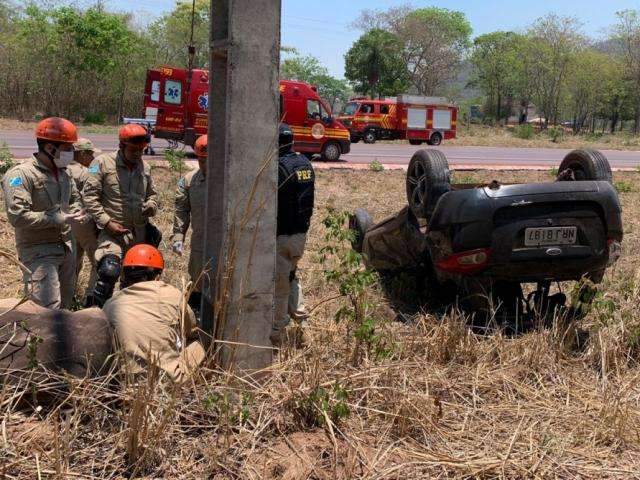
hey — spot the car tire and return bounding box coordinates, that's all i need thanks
[363,130,377,144]
[349,208,373,253]
[409,139,423,146]
[427,132,443,146]
[406,149,451,219]
[320,142,341,162]
[558,149,612,183]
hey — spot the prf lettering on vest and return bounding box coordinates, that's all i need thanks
[296,170,312,181]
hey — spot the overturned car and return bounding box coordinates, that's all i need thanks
[350,149,623,319]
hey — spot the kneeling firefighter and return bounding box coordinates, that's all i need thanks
[271,124,315,346]
[103,244,205,383]
[83,124,160,307]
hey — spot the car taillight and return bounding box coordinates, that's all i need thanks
[435,248,491,275]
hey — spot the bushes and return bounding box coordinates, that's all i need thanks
[512,123,535,139]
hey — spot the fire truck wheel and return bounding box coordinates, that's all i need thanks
[427,132,443,146]
[363,130,377,144]
[321,142,341,162]
[406,149,451,220]
[409,139,423,146]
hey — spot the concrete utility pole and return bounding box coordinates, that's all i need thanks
[203,0,281,371]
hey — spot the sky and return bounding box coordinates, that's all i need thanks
[107,0,640,78]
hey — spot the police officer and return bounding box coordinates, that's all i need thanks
[82,124,159,307]
[103,244,204,383]
[171,135,207,315]
[1,117,86,309]
[68,137,100,297]
[271,123,315,346]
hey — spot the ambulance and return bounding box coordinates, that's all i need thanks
[143,67,350,161]
[338,95,458,145]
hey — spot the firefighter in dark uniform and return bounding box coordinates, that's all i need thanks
[271,123,315,346]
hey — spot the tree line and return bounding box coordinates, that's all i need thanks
[343,6,640,134]
[0,0,209,122]
[3,1,640,136]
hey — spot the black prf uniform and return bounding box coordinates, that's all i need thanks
[277,152,315,236]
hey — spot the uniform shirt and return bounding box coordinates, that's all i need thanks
[171,168,206,252]
[66,161,90,198]
[83,151,158,229]
[1,155,80,251]
[103,280,204,382]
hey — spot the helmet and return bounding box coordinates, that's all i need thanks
[123,244,164,270]
[194,135,208,158]
[119,124,150,145]
[279,123,293,155]
[73,137,101,154]
[35,117,78,144]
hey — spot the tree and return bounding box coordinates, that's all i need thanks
[522,15,584,127]
[612,10,640,133]
[148,0,210,68]
[352,6,472,96]
[469,31,524,122]
[565,50,627,133]
[344,28,408,98]
[395,8,472,95]
[281,54,351,111]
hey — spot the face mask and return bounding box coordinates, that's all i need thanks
[53,150,74,168]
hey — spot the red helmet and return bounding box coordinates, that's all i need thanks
[123,244,164,270]
[194,135,208,158]
[119,124,150,145]
[35,117,78,144]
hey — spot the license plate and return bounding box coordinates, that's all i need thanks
[524,226,577,246]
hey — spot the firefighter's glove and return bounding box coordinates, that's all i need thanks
[172,241,184,256]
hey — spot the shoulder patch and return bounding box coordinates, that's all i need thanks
[178,178,185,187]
[9,176,22,187]
[88,165,99,174]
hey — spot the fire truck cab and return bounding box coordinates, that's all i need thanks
[143,67,350,161]
[339,95,458,146]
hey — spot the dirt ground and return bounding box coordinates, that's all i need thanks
[1,167,640,478]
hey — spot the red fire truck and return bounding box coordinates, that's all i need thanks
[338,95,458,145]
[142,67,350,161]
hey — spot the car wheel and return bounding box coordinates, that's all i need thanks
[428,132,443,146]
[409,139,423,146]
[558,149,612,183]
[349,208,373,253]
[363,130,377,144]
[321,142,341,162]
[406,149,451,219]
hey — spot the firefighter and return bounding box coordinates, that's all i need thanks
[103,244,205,383]
[271,123,315,347]
[68,138,101,296]
[1,117,86,309]
[171,134,207,316]
[83,124,160,307]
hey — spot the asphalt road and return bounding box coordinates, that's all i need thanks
[2,129,640,169]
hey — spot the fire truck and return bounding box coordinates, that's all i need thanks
[338,95,458,145]
[142,66,351,161]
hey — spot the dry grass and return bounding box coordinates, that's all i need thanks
[0,117,119,135]
[449,124,640,151]
[1,166,640,478]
